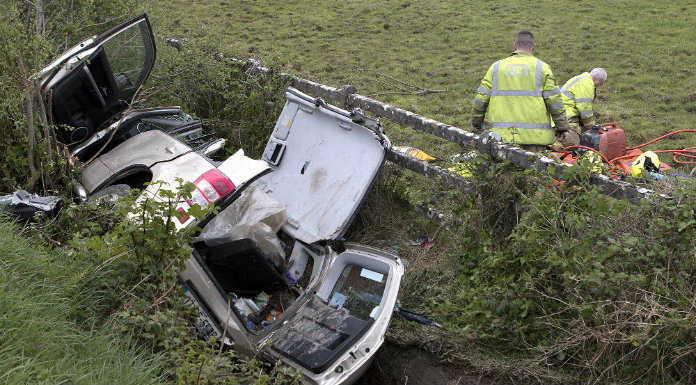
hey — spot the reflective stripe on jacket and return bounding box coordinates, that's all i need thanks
[561,72,596,128]
[471,52,567,145]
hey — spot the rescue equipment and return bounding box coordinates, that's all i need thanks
[393,146,437,162]
[550,123,696,177]
[631,151,660,178]
[581,151,605,173]
[579,123,626,161]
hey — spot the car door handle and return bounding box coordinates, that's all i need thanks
[82,65,107,107]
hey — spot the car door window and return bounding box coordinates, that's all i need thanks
[327,264,386,319]
[47,15,156,144]
[101,19,154,101]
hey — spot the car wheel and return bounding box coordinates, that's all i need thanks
[89,184,133,204]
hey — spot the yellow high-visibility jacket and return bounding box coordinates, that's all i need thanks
[472,52,568,145]
[561,72,596,129]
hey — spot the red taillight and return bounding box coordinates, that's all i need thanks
[176,207,189,224]
[189,169,235,207]
[211,179,233,196]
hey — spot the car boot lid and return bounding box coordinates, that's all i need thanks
[253,88,390,244]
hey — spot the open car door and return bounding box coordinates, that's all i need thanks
[40,15,156,144]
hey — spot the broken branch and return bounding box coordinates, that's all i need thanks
[82,84,145,167]
[359,67,446,97]
[34,78,53,163]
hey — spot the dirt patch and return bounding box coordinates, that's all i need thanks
[357,342,502,385]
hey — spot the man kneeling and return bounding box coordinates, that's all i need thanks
[557,68,608,147]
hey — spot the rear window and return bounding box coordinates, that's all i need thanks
[327,264,386,319]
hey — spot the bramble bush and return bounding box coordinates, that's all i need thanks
[68,181,299,384]
[146,34,290,159]
[422,157,696,383]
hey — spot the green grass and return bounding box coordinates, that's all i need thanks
[148,0,696,164]
[0,218,163,385]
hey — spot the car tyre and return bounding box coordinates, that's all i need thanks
[89,184,133,204]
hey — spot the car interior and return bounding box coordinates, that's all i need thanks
[71,110,211,163]
[192,198,392,372]
[271,256,390,373]
[50,19,155,144]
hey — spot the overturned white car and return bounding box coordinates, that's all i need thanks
[39,14,404,385]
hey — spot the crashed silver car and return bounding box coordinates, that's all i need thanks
[39,14,404,385]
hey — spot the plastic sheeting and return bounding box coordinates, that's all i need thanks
[198,186,286,256]
[0,190,64,223]
[0,190,62,211]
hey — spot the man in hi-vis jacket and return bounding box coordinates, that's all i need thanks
[471,31,569,152]
[558,68,608,147]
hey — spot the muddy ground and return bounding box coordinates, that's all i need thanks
[357,342,502,385]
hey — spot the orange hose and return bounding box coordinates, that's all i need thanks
[608,153,638,163]
[563,130,696,169]
[608,150,696,165]
[625,129,696,151]
[651,149,696,165]
[562,145,611,163]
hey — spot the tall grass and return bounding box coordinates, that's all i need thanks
[0,218,163,385]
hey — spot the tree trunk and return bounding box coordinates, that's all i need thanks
[16,56,40,190]
[35,0,46,35]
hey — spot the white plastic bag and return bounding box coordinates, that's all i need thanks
[198,186,286,256]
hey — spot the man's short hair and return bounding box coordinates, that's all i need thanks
[515,30,535,49]
[590,68,607,83]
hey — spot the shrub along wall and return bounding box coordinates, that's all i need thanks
[143,36,291,159]
[397,158,696,383]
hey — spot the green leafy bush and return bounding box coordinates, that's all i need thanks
[66,181,299,384]
[147,36,290,158]
[427,159,696,383]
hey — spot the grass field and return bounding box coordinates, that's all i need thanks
[149,0,696,159]
[0,219,163,385]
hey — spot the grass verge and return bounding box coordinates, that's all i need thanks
[149,0,696,168]
[0,217,164,385]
